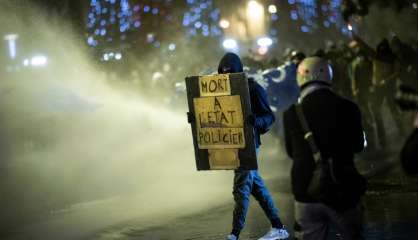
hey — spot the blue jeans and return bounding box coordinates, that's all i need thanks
[232,169,280,232]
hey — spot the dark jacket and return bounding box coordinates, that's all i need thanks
[248,78,275,148]
[218,53,275,148]
[283,88,364,205]
[401,129,418,175]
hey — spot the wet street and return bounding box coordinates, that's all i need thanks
[90,174,418,240]
[3,143,418,240]
[2,0,418,239]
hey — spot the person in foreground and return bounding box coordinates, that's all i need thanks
[218,53,289,240]
[401,112,418,175]
[283,57,367,240]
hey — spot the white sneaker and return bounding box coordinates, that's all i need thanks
[226,234,238,240]
[258,227,289,240]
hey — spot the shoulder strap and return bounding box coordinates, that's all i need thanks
[295,103,322,165]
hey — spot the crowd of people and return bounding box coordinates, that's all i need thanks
[198,52,367,240]
[240,34,418,153]
[186,33,418,240]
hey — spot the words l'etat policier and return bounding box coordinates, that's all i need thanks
[194,75,245,149]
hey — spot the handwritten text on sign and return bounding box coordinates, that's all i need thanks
[194,95,245,149]
[199,74,231,97]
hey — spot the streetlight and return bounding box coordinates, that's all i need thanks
[4,34,18,59]
[247,1,264,20]
[219,19,230,29]
[246,1,266,39]
[30,55,48,67]
[222,38,238,51]
[257,37,273,47]
[268,4,277,14]
[115,52,122,60]
[168,43,176,51]
[23,58,30,67]
[103,53,109,61]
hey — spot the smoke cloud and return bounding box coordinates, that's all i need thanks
[341,0,412,21]
[0,1,236,236]
[355,2,418,45]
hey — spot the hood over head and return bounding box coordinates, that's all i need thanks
[376,38,396,63]
[218,52,244,74]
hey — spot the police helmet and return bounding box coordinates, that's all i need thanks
[297,57,333,88]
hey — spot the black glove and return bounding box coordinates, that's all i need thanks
[246,114,256,126]
[187,112,195,123]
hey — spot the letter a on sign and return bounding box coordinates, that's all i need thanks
[185,73,257,170]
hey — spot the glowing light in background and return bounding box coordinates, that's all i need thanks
[222,38,238,51]
[152,71,163,81]
[327,0,344,29]
[288,0,345,34]
[87,0,134,46]
[151,8,159,15]
[4,34,18,59]
[290,10,298,20]
[268,4,277,14]
[115,52,122,60]
[147,33,155,43]
[219,19,230,29]
[183,0,222,37]
[30,55,48,67]
[257,37,273,47]
[301,25,310,32]
[86,0,172,48]
[295,0,317,27]
[247,1,264,20]
[84,0,349,59]
[23,58,29,67]
[168,43,176,51]
[194,21,202,29]
[257,46,269,55]
[246,0,266,38]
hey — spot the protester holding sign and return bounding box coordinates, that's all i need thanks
[186,63,258,171]
[283,57,367,240]
[217,53,289,240]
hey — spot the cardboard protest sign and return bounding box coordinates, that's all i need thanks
[185,73,257,170]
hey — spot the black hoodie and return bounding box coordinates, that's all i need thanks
[218,53,275,148]
[401,129,418,175]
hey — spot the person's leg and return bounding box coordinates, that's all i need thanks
[359,95,377,150]
[327,203,364,240]
[251,170,283,228]
[371,89,386,148]
[231,169,253,238]
[294,201,329,240]
[386,92,407,136]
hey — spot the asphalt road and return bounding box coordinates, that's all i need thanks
[89,175,418,240]
[2,143,418,240]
